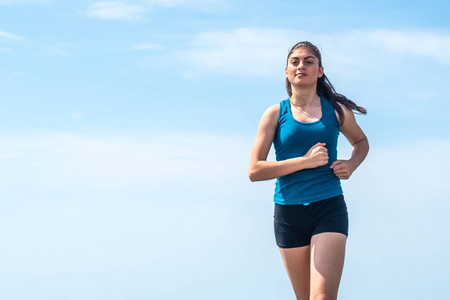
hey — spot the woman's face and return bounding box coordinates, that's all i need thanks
[285,48,324,88]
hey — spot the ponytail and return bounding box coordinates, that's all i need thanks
[317,75,367,125]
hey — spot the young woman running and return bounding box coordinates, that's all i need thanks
[248,41,369,300]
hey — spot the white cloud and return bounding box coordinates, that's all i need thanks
[85,0,222,21]
[0,31,26,53]
[0,30,78,58]
[86,1,146,21]
[0,0,46,4]
[144,0,222,9]
[85,0,220,21]
[368,29,450,64]
[181,28,298,78]
[0,30,23,40]
[145,0,196,6]
[180,28,450,78]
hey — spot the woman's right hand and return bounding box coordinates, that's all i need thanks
[304,142,328,168]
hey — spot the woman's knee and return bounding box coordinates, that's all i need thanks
[310,292,337,300]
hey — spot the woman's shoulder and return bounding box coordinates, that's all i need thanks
[266,98,290,115]
[334,102,355,124]
[335,101,351,112]
[265,103,281,115]
[259,103,281,127]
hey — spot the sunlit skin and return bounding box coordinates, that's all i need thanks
[285,48,324,91]
[248,45,369,299]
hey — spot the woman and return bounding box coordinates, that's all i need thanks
[248,41,369,300]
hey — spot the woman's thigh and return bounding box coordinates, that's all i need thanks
[310,232,347,300]
[279,246,311,300]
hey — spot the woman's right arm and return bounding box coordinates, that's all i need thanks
[248,105,329,182]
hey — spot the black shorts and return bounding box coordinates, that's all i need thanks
[274,194,348,248]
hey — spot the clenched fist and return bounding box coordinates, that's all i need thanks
[304,142,329,168]
[330,160,355,179]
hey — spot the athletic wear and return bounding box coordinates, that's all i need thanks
[273,97,342,205]
[274,194,348,248]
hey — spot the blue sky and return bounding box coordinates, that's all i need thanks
[1,1,449,299]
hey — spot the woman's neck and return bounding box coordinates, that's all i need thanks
[289,86,320,107]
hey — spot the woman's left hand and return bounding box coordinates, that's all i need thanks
[330,160,355,180]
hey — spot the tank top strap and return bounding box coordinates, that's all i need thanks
[279,99,289,115]
[277,99,290,125]
[320,96,339,126]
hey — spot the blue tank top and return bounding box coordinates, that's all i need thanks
[273,97,342,205]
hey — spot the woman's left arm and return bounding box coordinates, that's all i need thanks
[330,104,369,180]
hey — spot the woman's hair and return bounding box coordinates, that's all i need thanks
[286,41,367,125]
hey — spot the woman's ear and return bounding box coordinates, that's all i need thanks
[318,66,324,78]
